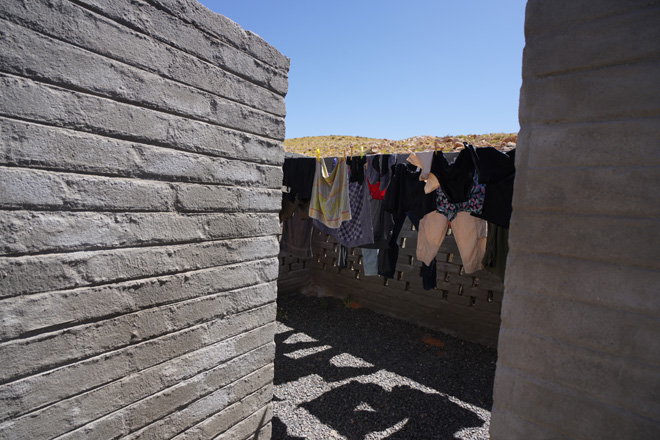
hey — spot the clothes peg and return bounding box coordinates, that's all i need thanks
[360,146,364,158]
[316,149,320,161]
[434,140,438,155]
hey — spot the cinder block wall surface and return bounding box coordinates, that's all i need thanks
[307,221,504,347]
[490,1,660,438]
[0,0,288,438]
[278,226,504,347]
[278,255,313,296]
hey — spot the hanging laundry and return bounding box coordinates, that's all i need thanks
[482,221,509,278]
[282,156,316,201]
[308,157,351,228]
[407,151,442,194]
[361,159,395,250]
[436,174,486,222]
[377,214,406,279]
[347,155,367,184]
[366,155,381,185]
[381,155,397,191]
[280,197,310,223]
[421,259,437,290]
[363,196,393,248]
[368,181,387,200]
[452,212,488,274]
[380,163,436,278]
[280,208,314,258]
[384,163,437,222]
[417,211,449,266]
[406,151,434,180]
[467,146,516,228]
[416,170,487,274]
[314,176,374,248]
[280,156,316,258]
[337,244,349,268]
[466,145,515,278]
[279,149,508,285]
[416,211,487,274]
[361,155,397,251]
[280,156,316,223]
[359,171,395,275]
[361,248,379,276]
[367,154,397,191]
[430,148,476,203]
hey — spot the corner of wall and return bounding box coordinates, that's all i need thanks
[0,1,288,438]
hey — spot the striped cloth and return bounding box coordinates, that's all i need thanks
[308,157,351,228]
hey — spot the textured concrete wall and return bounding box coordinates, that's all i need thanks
[0,0,288,438]
[490,1,660,438]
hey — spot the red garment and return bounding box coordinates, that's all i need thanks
[368,181,386,200]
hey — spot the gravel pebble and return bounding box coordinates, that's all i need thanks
[272,292,498,439]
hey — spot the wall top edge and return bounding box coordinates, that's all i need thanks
[150,0,290,72]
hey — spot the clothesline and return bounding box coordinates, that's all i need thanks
[280,144,515,287]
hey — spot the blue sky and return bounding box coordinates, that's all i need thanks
[198,1,527,140]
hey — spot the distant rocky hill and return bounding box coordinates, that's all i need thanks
[283,133,517,157]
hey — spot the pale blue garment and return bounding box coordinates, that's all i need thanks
[361,248,379,276]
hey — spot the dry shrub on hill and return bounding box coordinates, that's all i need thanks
[283,133,517,157]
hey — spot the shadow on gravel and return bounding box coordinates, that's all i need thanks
[300,382,482,439]
[272,417,306,440]
[272,292,498,439]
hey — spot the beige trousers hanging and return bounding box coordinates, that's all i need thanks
[417,211,488,274]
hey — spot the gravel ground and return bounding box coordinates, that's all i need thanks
[272,292,498,440]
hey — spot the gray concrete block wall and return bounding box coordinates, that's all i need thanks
[307,220,504,347]
[276,220,504,347]
[0,0,287,438]
[490,1,660,439]
[277,255,313,296]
